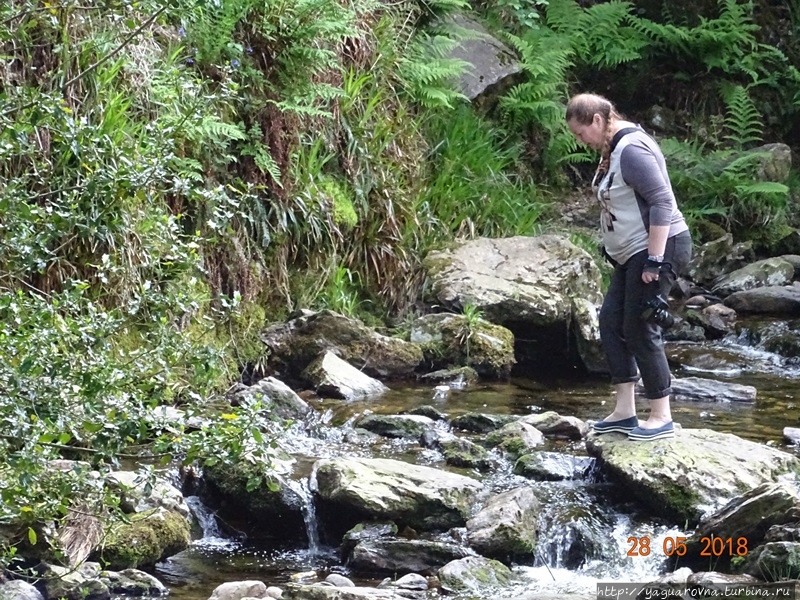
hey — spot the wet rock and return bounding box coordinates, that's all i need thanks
[410,313,516,378]
[355,414,434,440]
[100,568,168,596]
[711,257,795,297]
[686,304,737,339]
[392,574,428,590]
[483,421,545,459]
[36,563,110,600]
[260,310,422,380]
[229,377,312,421]
[519,411,588,440]
[416,366,478,387]
[784,427,800,445]
[0,581,43,600]
[741,542,800,581]
[347,538,472,575]
[419,429,492,470]
[93,507,190,570]
[668,376,757,403]
[514,452,594,481]
[201,464,307,543]
[208,581,268,600]
[405,405,447,421]
[325,575,355,587]
[423,235,604,375]
[585,429,800,526]
[303,351,389,400]
[437,555,514,594]
[107,471,190,518]
[314,457,483,531]
[283,584,406,599]
[450,412,518,433]
[723,284,800,315]
[687,234,754,288]
[466,487,539,559]
[680,481,800,572]
[342,523,398,558]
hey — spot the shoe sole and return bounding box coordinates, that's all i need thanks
[628,430,675,441]
[593,426,636,434]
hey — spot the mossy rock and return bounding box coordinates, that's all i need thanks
[95,508,189,569]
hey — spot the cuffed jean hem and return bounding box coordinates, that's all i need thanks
[643,386,672,400]
[610,375,640,385]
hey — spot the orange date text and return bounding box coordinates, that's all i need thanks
[626,536,748,557]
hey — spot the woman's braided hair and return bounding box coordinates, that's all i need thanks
[566,93,622,177]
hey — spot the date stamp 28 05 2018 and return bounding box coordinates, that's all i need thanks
[626,536,748,558]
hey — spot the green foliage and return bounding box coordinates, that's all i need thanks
[662,138,790,246]
[416,105,547,240]
[398,30,469,109]
[721,84,762,149]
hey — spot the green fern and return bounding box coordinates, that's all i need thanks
[721,84,762,149]
[398,32,469,109]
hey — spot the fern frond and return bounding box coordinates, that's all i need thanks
[721,84,762,149]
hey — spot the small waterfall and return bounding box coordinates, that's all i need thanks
[184,495,240,550]
[284,474,321,555]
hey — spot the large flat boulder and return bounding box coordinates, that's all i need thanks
[586,429,800,526]
[424,235,604,374]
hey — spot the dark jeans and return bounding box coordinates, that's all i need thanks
[599,231,693,399]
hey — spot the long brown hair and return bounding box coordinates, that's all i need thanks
[566,93,622,176]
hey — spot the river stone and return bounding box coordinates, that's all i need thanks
[420,429,492,470]
[785,427,800,445]
[723,284,800,315]
[0,581,43,600]
[450,412,518,433]
[513,452,594,481]
[437,555,514,594]
[347,538,472,574]
[585,429,800,526]
[303,351,389,400]
[687,234,754,287]
[423,235,604,374]
[741,542,800,581]
[483,421,545,459]
[100,568,168,596]
[342,522,398,557]
[355,414,434,439]
[668,376,757,403]
[209,581,268,600]
[313,457,483,531]
[230,377,312,421]
[679,481,800,573]
[260,310,422,380]
[409,313,516,377]
[36,563,110,600]
[711,257,795,297]
[465,486,539,559]
[283,585,406,599]
[519,411,588,440]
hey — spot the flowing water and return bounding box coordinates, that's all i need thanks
[155,323,800,600]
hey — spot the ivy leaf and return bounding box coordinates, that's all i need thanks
[28,528,37,545]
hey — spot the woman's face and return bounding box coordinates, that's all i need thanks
[568,113,605,150]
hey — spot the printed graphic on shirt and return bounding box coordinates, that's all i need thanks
[597,172,617,232]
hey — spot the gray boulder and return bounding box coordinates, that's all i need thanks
[283,585,406,599]
[519,411,587,440]
[208,581,268,600]
[0,581,44,600]
[303,352,388,400]
[514,452,594,481]
[313,458,483,531]
[723,284,800,315]
[424,235,604,373]
[438,555,514,594]
[667,376,757,403]
[466,487,539,559]
[410,313,516,378]
[711,257,795,297]
[586,429,800,526]
[261,310,422,380]
[445,14,522,103]
[355,414,434,440]
[230,377,312,421]
[347,539,472,574]
[687,234,754,287]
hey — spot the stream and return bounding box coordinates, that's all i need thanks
[153,321,800,600]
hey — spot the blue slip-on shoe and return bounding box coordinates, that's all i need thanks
[628,421,675,441]
[592,416,639,434]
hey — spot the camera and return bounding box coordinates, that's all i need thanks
[641,294,675,329]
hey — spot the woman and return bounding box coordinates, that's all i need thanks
[566,93,692,441]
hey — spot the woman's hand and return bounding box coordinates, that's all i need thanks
[642,258,662,283]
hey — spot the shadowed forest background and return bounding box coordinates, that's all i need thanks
[0,0,799,569]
